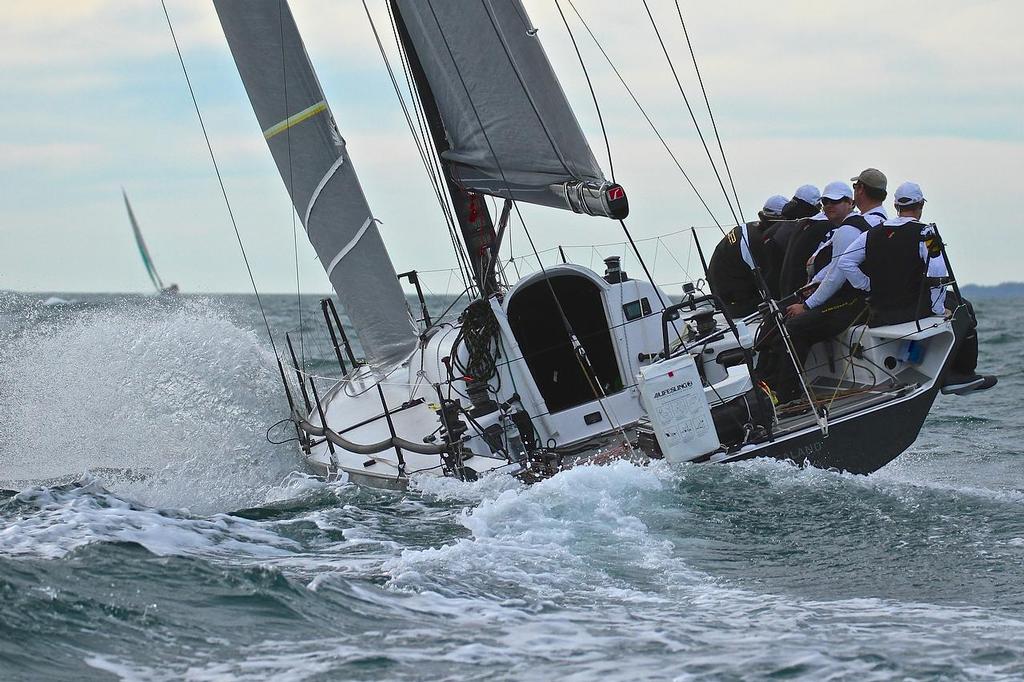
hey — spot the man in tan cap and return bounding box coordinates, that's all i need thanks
[849,168,889,228]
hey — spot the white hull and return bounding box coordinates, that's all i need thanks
[294,262,962,488]
[302,265,748,486]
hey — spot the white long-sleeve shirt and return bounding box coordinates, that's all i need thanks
[804,205,888,308]
[837,216,948,315]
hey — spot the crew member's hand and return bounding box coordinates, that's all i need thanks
[786,303,808,318]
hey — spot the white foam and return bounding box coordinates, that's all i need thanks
[0,297,304,513]
[388,461,697,601]
[263,471,328,504]
[41,296,77,306]
[84,656,171,682]
[409,466,523,503]
[0,479,298,560]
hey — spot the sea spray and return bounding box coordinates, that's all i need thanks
[0,296,301,512]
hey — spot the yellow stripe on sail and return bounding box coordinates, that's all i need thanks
[263,100,328,140]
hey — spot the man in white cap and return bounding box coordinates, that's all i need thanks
[761,185,821,295]
[838,181,942,323]
[795,180,875,313]
[706,194,787,317]
[766,181,871,402]
[761,194,789,221]
[776,181,850,299]
[838,181,996,394]
[780,184,822,221]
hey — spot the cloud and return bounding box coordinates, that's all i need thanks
[1,0,1022,292]
[0,141,104,168]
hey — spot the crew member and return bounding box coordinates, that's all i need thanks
[761,186,819,297]
[838,181,943,325]
[752,194,788,298]
[754,185,825,379]
[838,181,996,394]
[800,171,889,311]
[768,181,869,403]
[706,195,785,317]
[761,194,789,225]
[775,183,839,299]
[780,184,822,220]
[849,168,890,227]
[765,185,820,249]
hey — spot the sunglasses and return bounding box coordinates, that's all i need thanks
[821,197,849,206]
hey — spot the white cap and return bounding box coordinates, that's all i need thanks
[762,194,788,216]
[793,184,820,205]
[822,181,854,201]
[894,181,926,206]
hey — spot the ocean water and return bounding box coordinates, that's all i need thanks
[0,291,1021,681]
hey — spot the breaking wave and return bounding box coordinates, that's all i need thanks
[0,296,302,513]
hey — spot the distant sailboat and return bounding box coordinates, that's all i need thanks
[122,189,179,295]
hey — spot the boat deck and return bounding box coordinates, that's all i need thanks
[771,369,928,436]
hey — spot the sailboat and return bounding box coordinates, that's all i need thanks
[207,1,972,488]
[122,190,179,296]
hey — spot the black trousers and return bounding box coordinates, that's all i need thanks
[770,295,869,402]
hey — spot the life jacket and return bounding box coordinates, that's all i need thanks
[760,219,800,298]
[809,214,873,277]
[778,218,832,297]
[862,221,932,327]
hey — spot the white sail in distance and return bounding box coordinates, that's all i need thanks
[214,0,417,369]
[122,189,165,293]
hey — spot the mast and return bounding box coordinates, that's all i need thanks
[389,2,497,296]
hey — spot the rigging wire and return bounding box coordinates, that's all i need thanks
[416,225,720,287]
[553,0,614,182]
[384,0,476,291]
[674,2,745,224]
[563,0,722,230]
[159,0,278,357]
[365,0,475,297]
[640,0,741,228]
[277,0,304,366]
[551,0,672,326]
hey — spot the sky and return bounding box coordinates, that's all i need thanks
[1,0,1021,294]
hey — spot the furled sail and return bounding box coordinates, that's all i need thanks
[122,189,164,293]
[393,0,627,219]
[214,0,416,369]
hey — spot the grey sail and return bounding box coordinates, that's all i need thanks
[122,189,164,292]
[393,0,627,219]
[214,0,416,369]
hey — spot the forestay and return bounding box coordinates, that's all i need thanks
[214,0,417,369]
[393,0,627,219]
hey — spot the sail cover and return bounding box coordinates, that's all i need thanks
[123,190,164,292]
[394,0,627,219]
[214,0,416,369]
